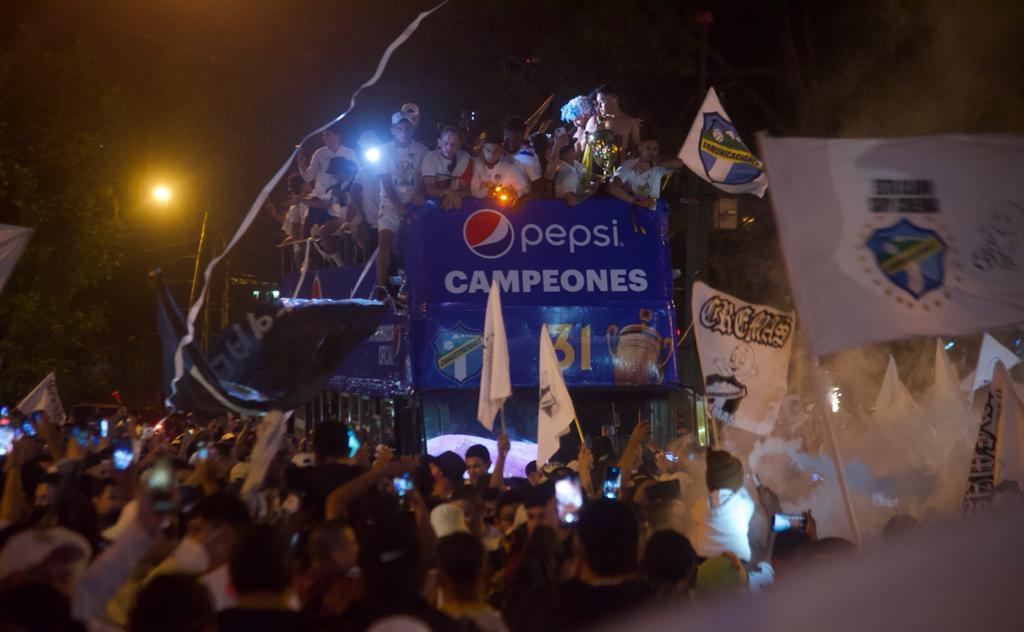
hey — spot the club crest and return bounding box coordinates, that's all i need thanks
[865,219,947,300]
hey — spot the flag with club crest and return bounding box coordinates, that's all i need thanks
[537,324,576,466]
[477,280,511,431]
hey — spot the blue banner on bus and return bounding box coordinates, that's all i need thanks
[413,303,678,389]
[404,198,673,307]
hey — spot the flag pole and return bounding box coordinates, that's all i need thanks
[573,417,585,444]
[499,403,507,434]
[811,356,863,548]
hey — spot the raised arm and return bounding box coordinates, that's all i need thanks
[490,431,510,489]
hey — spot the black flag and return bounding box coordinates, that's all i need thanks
[155,274,386,415]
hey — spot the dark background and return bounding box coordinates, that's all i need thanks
[0,0,1021,406]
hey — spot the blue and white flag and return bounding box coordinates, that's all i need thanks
[760,134,1024,356]
[679,87,769,197]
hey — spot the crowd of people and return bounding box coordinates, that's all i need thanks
[0,405,895,631]
[263,87,683,306]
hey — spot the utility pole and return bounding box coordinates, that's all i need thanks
[683,11,714,393]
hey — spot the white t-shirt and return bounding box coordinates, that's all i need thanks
[282,202,307,234]
[421,149,472,191]
[510,143,542,181]
[471,157,531,199]
[688,487,755,561]
[303,144,358,198]
[613,158,670,200]
[553,160,586,198]
[377,140,429,208]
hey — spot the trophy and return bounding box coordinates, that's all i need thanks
[606,309,674,385]
[584,128,623,182]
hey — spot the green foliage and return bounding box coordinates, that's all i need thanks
[0,29,126,404]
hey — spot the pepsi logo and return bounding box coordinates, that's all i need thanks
[463,209,514,259]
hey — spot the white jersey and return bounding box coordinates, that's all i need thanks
[471,157,531,199]
[377,140,428,208]
[553,160,586,198]
[614,158,670,199]
[510,143,542,181]
[303,144,358,198]
[421,149,472,192]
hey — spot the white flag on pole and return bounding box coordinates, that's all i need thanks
[537,324,576,466]
[678,87,769,197]
[477,280,511,431]
[17,372,65,425]
[961,333,1021,397]
[965,361,1024,510]
[691,281,795,436]
[760,134,1024,356]
[0,225,33,296]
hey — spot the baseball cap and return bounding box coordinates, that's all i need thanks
[391,111,414,126]
[429,503,470,538]
[400,103,420,119]
[0,527,90,580]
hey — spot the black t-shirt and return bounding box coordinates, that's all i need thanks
[287,463,365,520]
[556,578,653,630]
[218,607,307,632]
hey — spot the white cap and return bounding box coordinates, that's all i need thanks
[368,615,431,632]
[0,527,91,579]
[400,103,420,122]
[429,503,469,538]
[290,452,315,468]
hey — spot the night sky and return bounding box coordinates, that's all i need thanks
[1,0,1021,402]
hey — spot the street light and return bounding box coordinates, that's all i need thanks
[152,185,172,204]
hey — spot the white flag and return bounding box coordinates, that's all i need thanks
[0,225,33,296]
[537,324,575,466]
[678,87,769,197]
[17,372,65,425]
[962,333,1021,396]
[993,361,1024,487]
[477,280,511,431]
[965,361,1024,510]
[760,134,1024,356]
[692,281,794,436]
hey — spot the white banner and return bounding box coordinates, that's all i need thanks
[964,361,1024,511]
[17,371,65,425]
[760,134,1024,356]
[477,280,511,431]
[692,282,795,436]
[678,87,769,197]
[537,324,576,465]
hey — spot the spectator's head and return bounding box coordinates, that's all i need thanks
[400,102,421,127]
[308,518,359,571]
[479,133,504,166]
[642,530,698,591]
[695,552,747,597]
[313,422,347,464]
[771,530,814,577]
[496,489,524,534]
[91,477,124,523]
[287,172,311,197]
[429,451,466,499]
[481,486,501,525]
[0,582,81,632]
[326,157,359,189]
[451,486,484,538]
[560,95,595,126]
[523,481,558,535]
[502,116,527,152]
[464,444,492,486]
[594,85,623,116]
[128,573,215,632]
[576,499,639,579]
[322,124,343,150]
[228,524,294,603]
[359,513,425,601]
[186,492,249,569]
[558,142,576,164]
[637,133,659,163]
[437,126,462,159]
[437,532,486,603]
[705,449,744,492]
[530,132,550,159]
[0,527,90,597]
[390,111,415,144]
[525,460,541,486]
[882,514,921,541]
